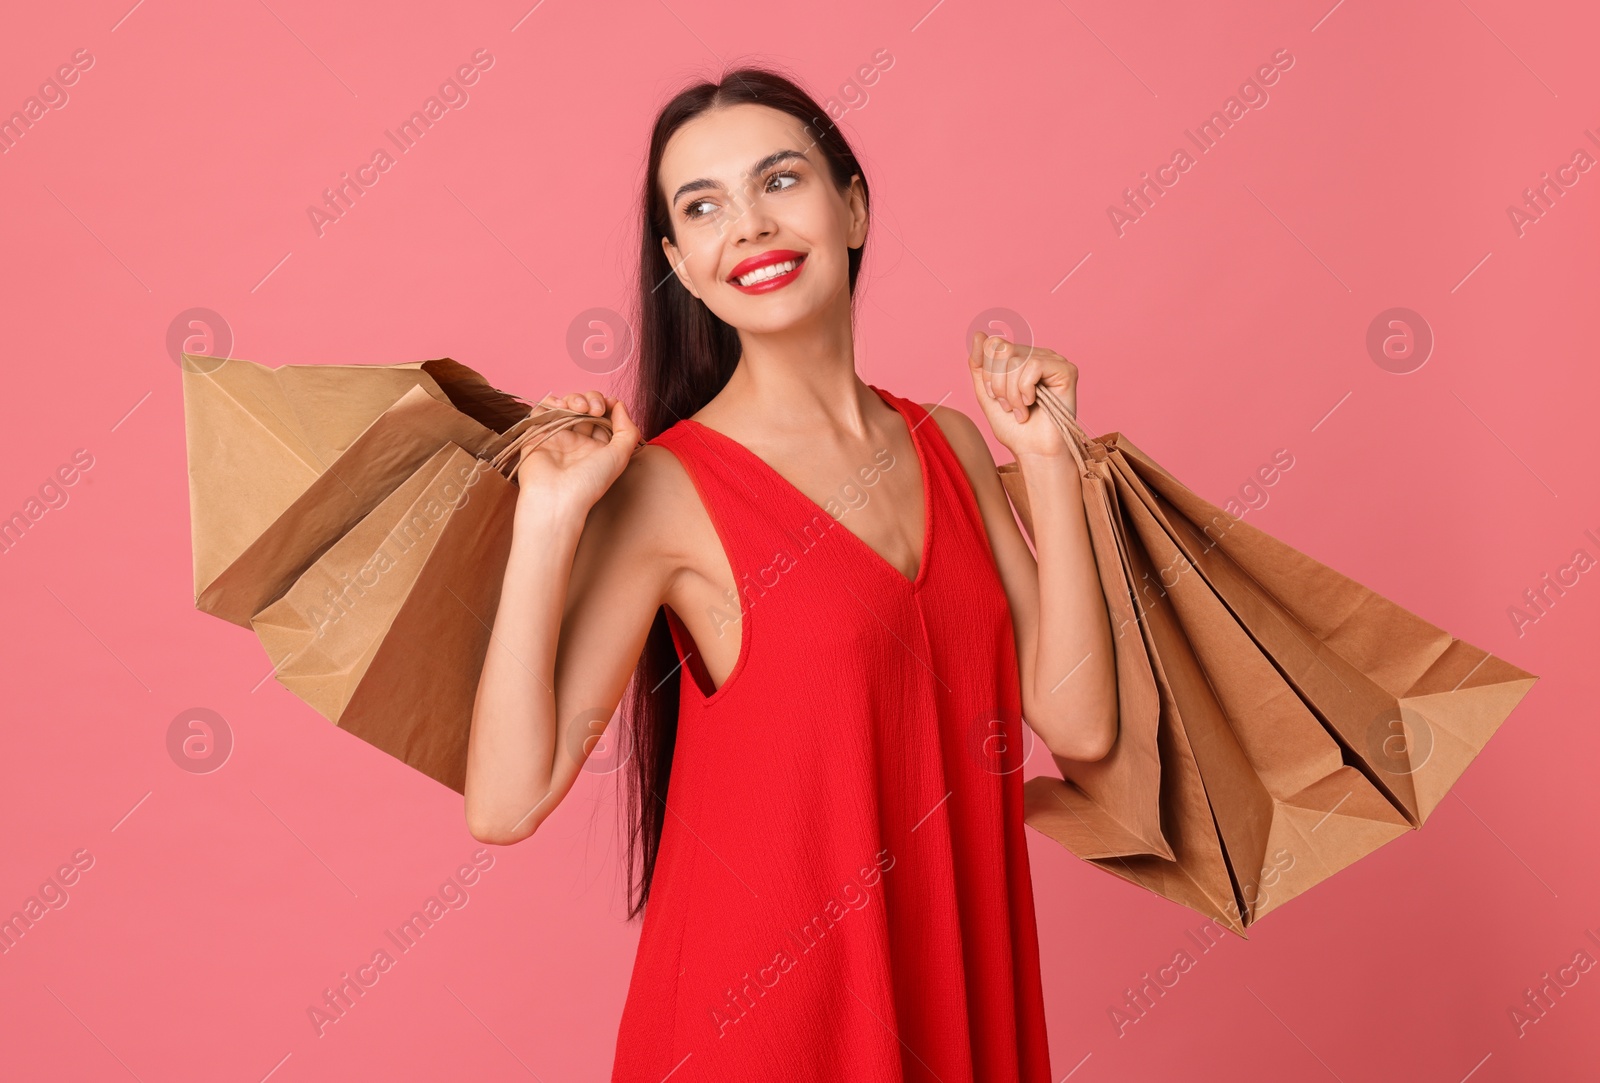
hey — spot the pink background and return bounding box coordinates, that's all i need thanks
[2,0,1596,1079]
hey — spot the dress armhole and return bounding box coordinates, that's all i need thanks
[647,427,755,707]
[662,604,717,701]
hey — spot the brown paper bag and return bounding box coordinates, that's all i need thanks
[181,354,533,626]
[997,450,1168,861]
[1112,449,1413,929]
[1083,512,1272,936]
[1114,435,1530,828]
[183,354,616,792]
[246,411,611,793]
[250,444,518,792]
[995,385,1538,932]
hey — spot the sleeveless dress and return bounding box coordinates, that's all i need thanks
[611,384,1052,1082]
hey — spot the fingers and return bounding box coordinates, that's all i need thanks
[1018,355,1043,408]
[539,389,615,441]
[971,331,1006,393]
[967,330,988,375]
[1003,359,1027,423]
[966,331,1081,430]
[969,331,1010,417]
[970,334,1067,422]
[541,390,609,415]
[986,337,1025,422]
[607,397,643,452]
[967,332,992,405]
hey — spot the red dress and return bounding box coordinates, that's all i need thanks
[612,384,1052,1082]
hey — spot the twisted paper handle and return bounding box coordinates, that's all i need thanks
[1027,382,1095,475]
[481,405,636,484]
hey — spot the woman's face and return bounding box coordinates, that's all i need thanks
[659,102,866,334]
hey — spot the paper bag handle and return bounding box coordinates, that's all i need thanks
[1027,383,1095,475]
[482,406,630,483]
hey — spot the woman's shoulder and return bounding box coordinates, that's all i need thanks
[584,435,711,571]
[910,399,994,470]
[598,436,694,526]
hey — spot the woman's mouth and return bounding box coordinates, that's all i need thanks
[728,251,807,294]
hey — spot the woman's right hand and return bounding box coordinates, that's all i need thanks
[512,391,640,521]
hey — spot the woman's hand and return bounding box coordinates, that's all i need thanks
[966,331,1079,458]
[512,391,640,521]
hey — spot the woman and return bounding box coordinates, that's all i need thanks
[465,65,1117,1082]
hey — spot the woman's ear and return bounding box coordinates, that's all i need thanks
[846,174,868,250]
[660,235,701,299]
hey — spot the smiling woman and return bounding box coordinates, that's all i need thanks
[464,62,1115,1083]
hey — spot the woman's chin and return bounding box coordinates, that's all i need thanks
[721,294,827,334]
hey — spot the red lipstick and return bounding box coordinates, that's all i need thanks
[727,249,807,294]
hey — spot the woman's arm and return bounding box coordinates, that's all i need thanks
[1007,444,1117,760]
[464,392,670,844]
[921,332,1118,762]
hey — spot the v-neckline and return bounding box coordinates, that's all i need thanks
[682,384,933,590]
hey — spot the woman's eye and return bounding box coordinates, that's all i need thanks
[682,171,798,220]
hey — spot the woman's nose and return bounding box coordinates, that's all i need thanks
[721,188,776,243]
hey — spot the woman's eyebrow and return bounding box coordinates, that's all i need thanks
[671,148,810,206]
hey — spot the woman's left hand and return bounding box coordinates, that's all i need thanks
[966,331,1079,458]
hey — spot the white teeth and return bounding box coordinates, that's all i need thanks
[736,258,800,286]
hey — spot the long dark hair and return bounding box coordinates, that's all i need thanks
[617,65,871,920]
